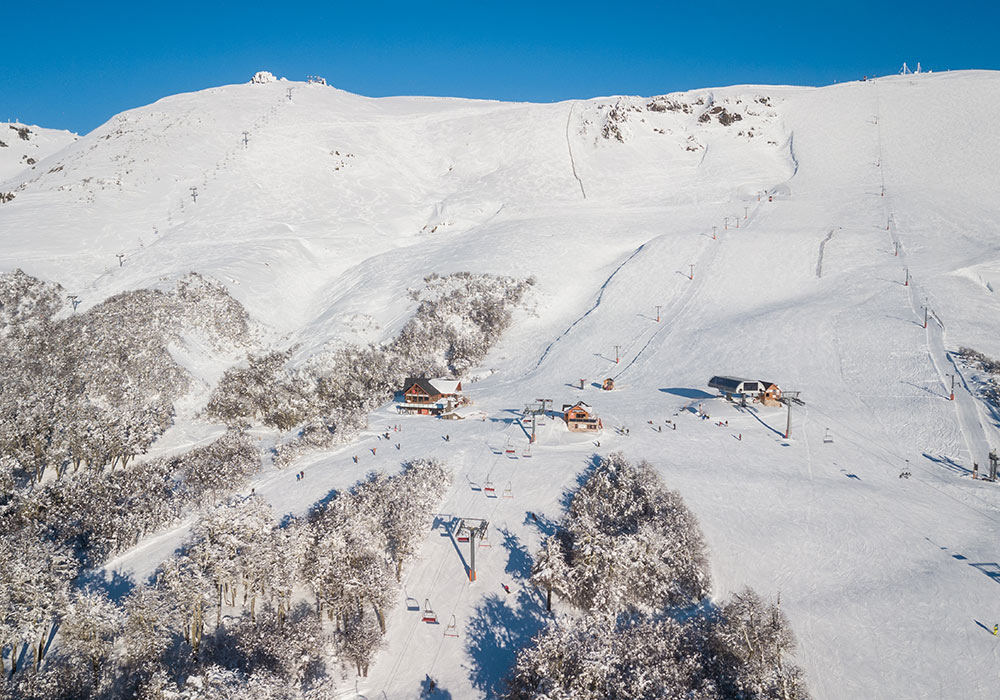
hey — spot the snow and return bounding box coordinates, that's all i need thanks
[0,122,77,184]
[4,70,1000,697]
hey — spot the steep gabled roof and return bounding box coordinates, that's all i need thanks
[404,377,440,395]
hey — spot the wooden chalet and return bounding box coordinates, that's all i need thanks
[399,377,463,416]
[562,401,602,432]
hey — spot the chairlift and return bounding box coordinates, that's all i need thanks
[478,526,492,548]
[484,481,497,497]
[502,481,513,499]
[522,444,532,458]
[504,439,516,454]
[422,599,438,624]
[443,615,459,638]
[823,428,834,444]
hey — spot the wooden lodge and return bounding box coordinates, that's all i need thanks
[562,401,602,432]
[399,377,464,416]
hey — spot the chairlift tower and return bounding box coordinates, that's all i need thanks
[777,391,805,440]
[455,518,490,581]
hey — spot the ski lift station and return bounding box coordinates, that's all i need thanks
[708,376,782,406]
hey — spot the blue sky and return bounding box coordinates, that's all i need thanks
[2,0,997,134]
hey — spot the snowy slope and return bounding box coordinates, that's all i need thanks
[5,71,1000,699]
[0,122,77,184]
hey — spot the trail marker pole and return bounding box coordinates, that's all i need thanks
[724,217,729,230]
[712,225,717,240]
[881,185,885,197]
[904,268,909,286]
[242,131,249,148]
[579,378,585,390]
[689,264,694,280]
[785,400,792,440]
[735,216,740,229]
[947,374,955,401]
[923,306,928,329]
[655,305,661,322]
[744,206,749,220]
[614,345,620,364]
[894,242,899,256]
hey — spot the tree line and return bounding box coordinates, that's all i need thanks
[510,453,810,700]
[1,458,450,699]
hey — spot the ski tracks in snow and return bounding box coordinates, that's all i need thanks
[534,243,646,369]
[565,103,587,200]
[876,81,994,470]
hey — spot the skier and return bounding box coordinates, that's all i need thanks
[994,624,998,636]
[501,583,510,594]
[371,447,377,455]
[352,455,358,463]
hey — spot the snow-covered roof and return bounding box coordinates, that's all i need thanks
[430,378,461,395]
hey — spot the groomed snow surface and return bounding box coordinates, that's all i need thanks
[3,70,1000,698]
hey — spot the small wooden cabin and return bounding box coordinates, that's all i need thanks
[562,402,602,432]
[760,381,782,406]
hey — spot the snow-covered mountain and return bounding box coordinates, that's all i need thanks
[3,70,1000,698]
[0,121,77,184]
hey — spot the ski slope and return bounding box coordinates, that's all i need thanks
[3,70,1000,699]
[0,121,77,184]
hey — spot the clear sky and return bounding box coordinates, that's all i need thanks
[2,0,997,134]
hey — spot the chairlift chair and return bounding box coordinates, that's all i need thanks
[504,439,516,454]
[478,526,492,548]
[502,481,513,499]
[484,480,497,497]
[522,444,532,458]
[443,615,459,638]
[823,428,834,444]
[422,599,438,624]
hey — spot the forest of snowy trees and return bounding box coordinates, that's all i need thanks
[0,269,253,486]
[0,267,509,697]
[0,458,450,699]
[510,454,809,700]
[205,272,533,464]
